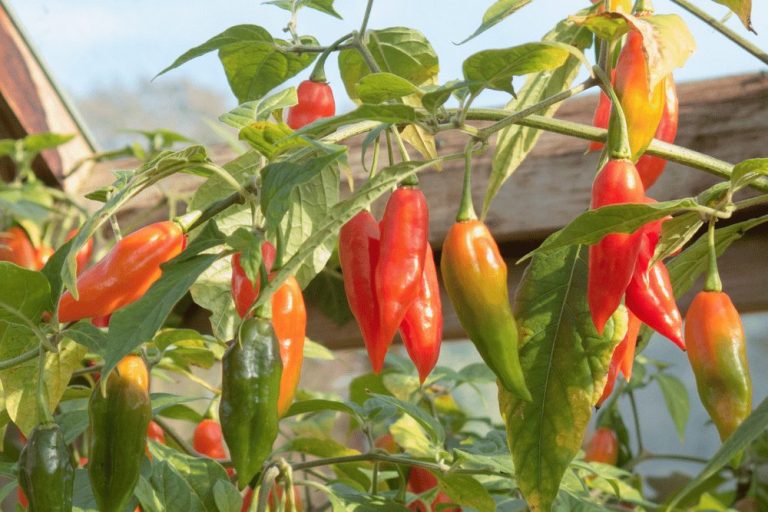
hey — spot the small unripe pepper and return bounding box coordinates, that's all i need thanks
[339,211,382,371]
[584,427,619,465]
[587,159,645,333]
[685,291,752,441]
[399,245,443,383]
[18,422,74,512]
[286,79,336,130]
[59,221,185,322]
[88,355,152,512]
[0,227,37,269]
[375,187,429,371]
[220,316,282,489]
[441,219,531,400]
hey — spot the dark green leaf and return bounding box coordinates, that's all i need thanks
[655,373,689,442]
[64,321,108,356]
[149,461,207,512]
[458,0,533,44]
[284,399,362,419]
[370,394,445,444]
[213,480,242,512]
[503,245,623,512]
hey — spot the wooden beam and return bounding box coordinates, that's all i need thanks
[0,2,94,185]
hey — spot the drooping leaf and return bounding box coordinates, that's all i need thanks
[436,473,496,512]
[458,0,534,44]
[655,373,689,442]
[338,27,439,100]
[239,121,309,160]
[463,42,578,95]
[502,245,623,512]
[484,12,594,216]
[710,0,753,32]
[731,158,768,189]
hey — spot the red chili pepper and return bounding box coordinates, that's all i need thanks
[146,420,165,444]
[231,242,306,417]
[375,187,429,369]
[0,227,37,269]
[399,245,442,383]
[596,312,641,407]
[286,80,336,130]
[614,29,666,160]
[65,228,95,274]
[58,221,185,322]
[339,211,382,371]
[588,159,646,333]
[635,78,679,189]
[625,233,684,350]
[584,427,619,465]
[406,467,460,512]
[193,419,227,459]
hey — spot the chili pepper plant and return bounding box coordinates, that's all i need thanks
[0,0,767,511]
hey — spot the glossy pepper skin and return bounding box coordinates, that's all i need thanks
[625,234,684,349]
[286,80,336,130]
[17,423,74,512]
[89,356,151,512]
[339,211,382,370]
[584,427,619,465]
[231,242,306,417]
[59,221,185,322]
[588,159,645,333]
[635,78,678,188]
[193,419,226,459]
[0,227,37,269]
[596,311,641,407]
[399,245,443,383]
[406,467,460,512]
[685,291,752,441]
[441,220,531,400]
[220,317,282,489]
[376,187,429,368]
[615,29,666,159]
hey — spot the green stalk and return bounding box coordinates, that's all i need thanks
[704,218,723,292]
[457,140,478,222]
[309,32,354,82]
[593,66,631,161]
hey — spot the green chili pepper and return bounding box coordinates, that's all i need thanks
[18,422,74,512]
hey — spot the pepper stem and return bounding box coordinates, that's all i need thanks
[457,141,478,222]
[309,32,353,83]
[704,218,723,292]
[593,66,632,161]
[633,0,654,15]
[36,344,53,424]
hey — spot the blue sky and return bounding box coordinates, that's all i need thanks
[9,0,768,110]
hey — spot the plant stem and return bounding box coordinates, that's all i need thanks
[671,0,764,58]
[628,390,644,453]
[360,0,375,35]
[0,347,42,370]
[457,140,478,221]
[592,66,631,160]
[177,179,258,233]
[704,218,723,292]
[291,452,505,477]
[257,465,281,512]
[310,32,354,82]
[36,345,53,423]
[475,77,598,140]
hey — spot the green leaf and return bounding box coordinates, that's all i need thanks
[213,480,242,512]
[286,437,370,489]
[149,442,230,512]
[153,328,211,352]
[652,212,702,264]
[458,0,533,44]
[64,321,108,357]
[100,251,221,378]
[463,42,576,95]
[338,27,439,100]
[370,394,445,445]
[731,158,768,188]
[261,148,346,228]
[667,214,768,298]
[356,72,421,103]
[239,121,308,159]
[22,132,75,153]
[283,399,362,420]
[303,338,335,360]
[298,0,342,19]
[148,461,207,512]
[303,268,353,326]
[710,0,753,32]
[150,393,206,416]
[420,80,476,113]
[655,373,689,442]
[158,404,204,423]
[484,12,593,217]
[502,245,623,512]
[437,473,496,512]
[219,88,298,129]
[389,414,435,458]
[524,198,697,260]
[668,396,768,508]
[296,104,417,136]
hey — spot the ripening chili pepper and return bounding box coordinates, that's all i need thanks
[685,291,752,441]
[596,312,641,407]
[59,221,185,322]
[591,0,632,12]
[286,80,336,130]
[406,467,460,512]
[584,427,619,465]
[441,219,531,400]
[399,245,442,383]
[625,234,684,350]
[17,422,74,512]
[231,242,306,417]
[88,355,151,512]
[339,211,382,371]
[65,229,94,274]
[635,78,679,189]
[614,28,666,159]
[587,159,645,334]
[220,316,282,489]
[0,227,37,269]
[91,315,110,329]
[375,187,429,370]
[193,419,226,459]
